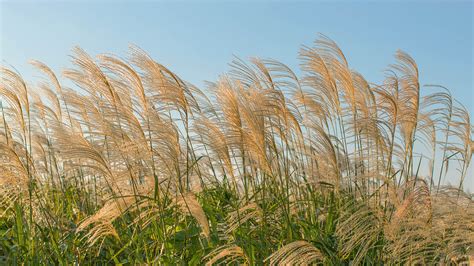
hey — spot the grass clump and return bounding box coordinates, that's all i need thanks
[0,36,473,264]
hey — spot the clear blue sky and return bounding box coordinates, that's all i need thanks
[1,0,473,189]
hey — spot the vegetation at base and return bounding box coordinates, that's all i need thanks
[0,35,473,264]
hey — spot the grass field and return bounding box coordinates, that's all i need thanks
[0,36,473,264]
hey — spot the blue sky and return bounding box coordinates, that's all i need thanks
[1,0,473,189]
